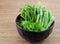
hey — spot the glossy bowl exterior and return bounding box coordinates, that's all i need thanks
[16,15,54,42]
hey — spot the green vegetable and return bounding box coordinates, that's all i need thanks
[17,2,54,32]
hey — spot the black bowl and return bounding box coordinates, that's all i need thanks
[16,15,54,42]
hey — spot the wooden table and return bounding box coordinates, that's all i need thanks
[0,0,60,44]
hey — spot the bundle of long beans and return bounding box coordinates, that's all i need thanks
[17,2,54,32]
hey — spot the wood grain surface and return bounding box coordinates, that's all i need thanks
[0,0,60,44]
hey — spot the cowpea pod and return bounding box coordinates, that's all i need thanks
[30,7,34,21]
[25,8,30,20]
[36,2,43,24]
[39,8,43,25]
[48,11,51,22]
[36,14,40,22]
[32,7,36,22]
[46,11,54,29]
[44,10,49,28]
[20,8,26,19]
[46,16,54,29]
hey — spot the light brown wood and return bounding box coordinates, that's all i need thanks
[0,0,60,44]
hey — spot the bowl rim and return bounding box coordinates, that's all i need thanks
[15,15,54,33]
